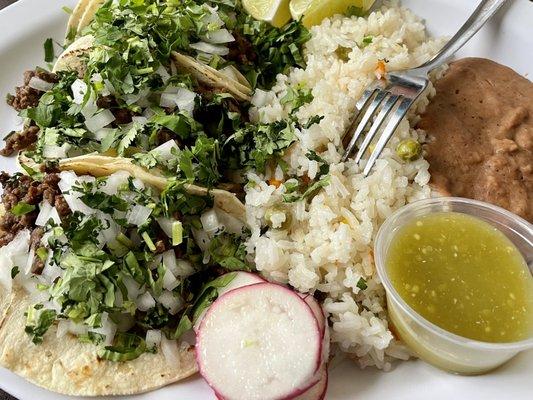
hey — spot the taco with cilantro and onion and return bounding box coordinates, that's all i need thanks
[0,161,250,395]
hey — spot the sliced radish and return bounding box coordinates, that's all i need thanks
[299,293,330,366]
[196,283,322,400]
[193,271,265,331]
[293,364,328,400]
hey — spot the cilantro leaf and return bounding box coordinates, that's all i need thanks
[11,201,36,216]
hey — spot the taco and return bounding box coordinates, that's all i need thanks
[58,154,247,222]
[0,161,248,395]
[77,0,106,35]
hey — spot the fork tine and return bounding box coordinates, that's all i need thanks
[341,89,387,162]
[363,97,412,176]
[354,94,401,163]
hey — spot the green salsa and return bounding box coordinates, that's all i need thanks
[386,212,533,343]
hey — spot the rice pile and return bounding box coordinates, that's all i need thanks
[244,2,445,371]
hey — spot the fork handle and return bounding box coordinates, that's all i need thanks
[413,0,508,74]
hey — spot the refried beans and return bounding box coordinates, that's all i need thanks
[418,57,533,221]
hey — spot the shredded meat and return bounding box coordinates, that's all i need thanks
[228,33,257,65]
[0,125,40,156]
[0,172,70,248]
[7,70,58,112]
[97,95,134,125]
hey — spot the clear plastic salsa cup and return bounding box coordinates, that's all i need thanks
[374,197,533,375]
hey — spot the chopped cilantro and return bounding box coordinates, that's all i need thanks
[11,201,35,216]
[43,38,54,63]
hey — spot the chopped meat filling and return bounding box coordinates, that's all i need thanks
[0,125,40,156]
[228,33,257,66]
[7,69,58,111]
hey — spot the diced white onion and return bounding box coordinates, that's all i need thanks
[136,291,156,311]
[216,208,245,235]
[57,320,88,338]
[202,29,235,44]
[152,140,179,161]
[131,116,148,125]
[162,250,178,276]
[146,329,162,349]
[160,88,197,115]
[101,171,130,195]
[56,320,69,338]
[123,276,141,300]
[23,246,35,275]
[132,178,144,190]
[35,201,52,226]
[176,260,195,279]
[43,143,70,159]
[42,260,63,283]
[192,228,210,252]
[157,291,183,315]
[85,109,115,133]
[200,209,222,234]
[126,205,152,227]
[157,217,173,238]
[98,212,121,244]
[161,335,181,366]
[71,79,88,104]
[156,65,171,83]
[28,76,54,92]
[190,41,229,56]
[93,312,117,346]
[201,9,224,29]
[162,267,179,291]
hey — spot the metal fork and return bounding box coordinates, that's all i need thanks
[342,0,508,176]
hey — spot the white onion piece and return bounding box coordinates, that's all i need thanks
[42,260,62,283]
[126,205,152,227]
[29,76,54,92]
[43,143,70,159]
[35,201,52,226]
[98,212,121,244]
[136,291,156,311]
[161,335,181,366]
[103,79,115,95]
[175,88,197,115]
[146,329,162,349]
[162,267,179,291]
[148,254,163,271]
[71,79,87,104]
[85,109,115,133]
[160,92,177,108]
[152,140,179,161]
[101,171,130,195]
[202,29,235,44]
[192,228,210,252]
[202,9,224,29]
[132,116,148,125]
[200,209,221,235]
[56,320,69,338]
[176,260,195,278]
[80,95,98,119]
[123,276,141,300]
[190,41,229,56]
[157,217,174,238]
[132,178,144,190]
[216,208,245,235]
[162,250,178,276]
[23,246,35,275]
[93,312,117,346]
[62,193,95,215]
[93,128,114,142]
[156,65,171,83]
[157,291,183,315]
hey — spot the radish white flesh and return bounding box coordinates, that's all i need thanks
[299,293,330,366]
[193,271,265,331]
[196,283,322,400]
[293,364,328,400]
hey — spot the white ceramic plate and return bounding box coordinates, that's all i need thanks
[0,1,531,399]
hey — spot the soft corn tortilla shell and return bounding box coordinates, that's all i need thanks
[0,286,197,396]
[65,0,92,41]
[53,34,94,76]
[59,154,247,222]
[77,0,105,34]
[172,52,252,102]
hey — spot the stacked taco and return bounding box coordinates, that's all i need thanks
[0,0,312,396]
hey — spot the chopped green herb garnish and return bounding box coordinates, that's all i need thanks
[11,201,35,216]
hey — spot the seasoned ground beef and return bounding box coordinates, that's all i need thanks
[97,95,134,125]
[7,69,58,112]
[0,172,70,247]
[0,125,39,156]
[228,33,257,65]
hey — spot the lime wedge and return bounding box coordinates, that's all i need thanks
[299,0,376,28]
[289,0,313,20]
[242,0,292,28]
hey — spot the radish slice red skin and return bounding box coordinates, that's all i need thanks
[196,282,322,400]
